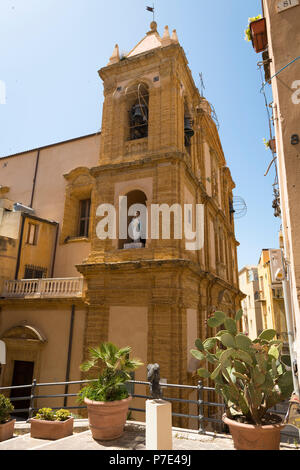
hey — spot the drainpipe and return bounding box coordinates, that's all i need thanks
[30,150,40,209]
[64,305,75,407]
[14,213,26,280]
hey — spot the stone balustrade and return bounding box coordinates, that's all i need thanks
[2,278,84,299]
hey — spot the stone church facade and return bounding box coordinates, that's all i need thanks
[0,23,242,419]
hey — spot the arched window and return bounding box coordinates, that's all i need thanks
[126,83,149,141]
[184,100,194,152]
[119,190,147,249]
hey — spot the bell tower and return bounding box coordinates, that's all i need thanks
[98,21,196,166]
[76,22,242,424]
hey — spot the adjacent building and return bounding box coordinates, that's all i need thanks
[252,0,300,388]
[0,22,242,421]
[257,249,288,344]
[239,250,288,345]
[239,266,263,339]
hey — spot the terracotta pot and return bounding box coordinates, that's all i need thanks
[84,396,132,441]
[0,419,15,442]
[250,18,268,53]
[223,414,285,450]
[30,417,74,440]
[269,138,276,153]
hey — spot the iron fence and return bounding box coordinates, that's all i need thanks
[0,378,298,443]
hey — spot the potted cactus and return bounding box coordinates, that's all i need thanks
[30,408,73,440]
[191,311,293,450]
[78,342,143,441]
[0,394,15,442]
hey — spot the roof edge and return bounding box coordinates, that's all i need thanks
[0,131,101,160]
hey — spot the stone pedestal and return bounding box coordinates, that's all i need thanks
[146,399,173,450]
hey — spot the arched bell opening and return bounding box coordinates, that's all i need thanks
[125,83,149,141]
[118,190,147,249]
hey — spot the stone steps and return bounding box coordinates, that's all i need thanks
[0,421,297,450]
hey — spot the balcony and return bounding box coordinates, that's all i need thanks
[272,288,284,299]
[2,278,84,299]
[254,291,266,302]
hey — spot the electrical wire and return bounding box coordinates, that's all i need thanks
[261,55,300,91]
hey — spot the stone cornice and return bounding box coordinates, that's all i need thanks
[76,258,242,296]
[91,151,239,246]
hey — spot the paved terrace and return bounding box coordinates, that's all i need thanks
[0,421,298,451]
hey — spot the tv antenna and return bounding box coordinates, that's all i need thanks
[231,196,247,219]
[199,73,206,97]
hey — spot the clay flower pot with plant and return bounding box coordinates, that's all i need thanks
[191,311,293,450]
[0,394,15,442]
[263,138,276,154]
[30,408,73,440]
[78,342,143,441]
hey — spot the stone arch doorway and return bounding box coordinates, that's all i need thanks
[0,324,46,418]
[119,189,147,249]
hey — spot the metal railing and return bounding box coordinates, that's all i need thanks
[2,278,84,299]
[0,378,298,442]
[0,378,223,434]
[254,290,266,302]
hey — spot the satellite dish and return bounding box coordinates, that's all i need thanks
[231,196,247,219]
[0,340,6,364]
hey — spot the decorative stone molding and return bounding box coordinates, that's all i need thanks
[60,167,95,244]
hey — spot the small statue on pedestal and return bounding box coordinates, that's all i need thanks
[147,363,163,400]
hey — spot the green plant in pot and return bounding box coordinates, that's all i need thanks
[78,342,143,441]
[30,408,74,440]
[0,394,15,442]
[191,310,293,450]
[244,15,262,42]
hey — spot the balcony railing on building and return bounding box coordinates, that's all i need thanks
[254,290,266,302]
[2,278,84,299]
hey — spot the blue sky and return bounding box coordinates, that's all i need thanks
[0,0,280,269]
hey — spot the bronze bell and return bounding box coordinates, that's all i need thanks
[131,103,148,124]
[184,116,194,137]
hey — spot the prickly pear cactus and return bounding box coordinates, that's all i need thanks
[191,310,293,425]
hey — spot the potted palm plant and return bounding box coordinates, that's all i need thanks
[78,342,143,441]
[30,408,73,440]
[191,310,293,450]
[0,394,15,442]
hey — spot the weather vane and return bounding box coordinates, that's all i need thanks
[146,4,155,22]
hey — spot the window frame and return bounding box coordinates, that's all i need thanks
[26,223,39,246]
[78,198,91,238]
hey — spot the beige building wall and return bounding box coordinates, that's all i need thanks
[108,306,148,421]
[262,0,300,385]
[257,249,288,342]
[0,134,101,280]
[0,303,86,410]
